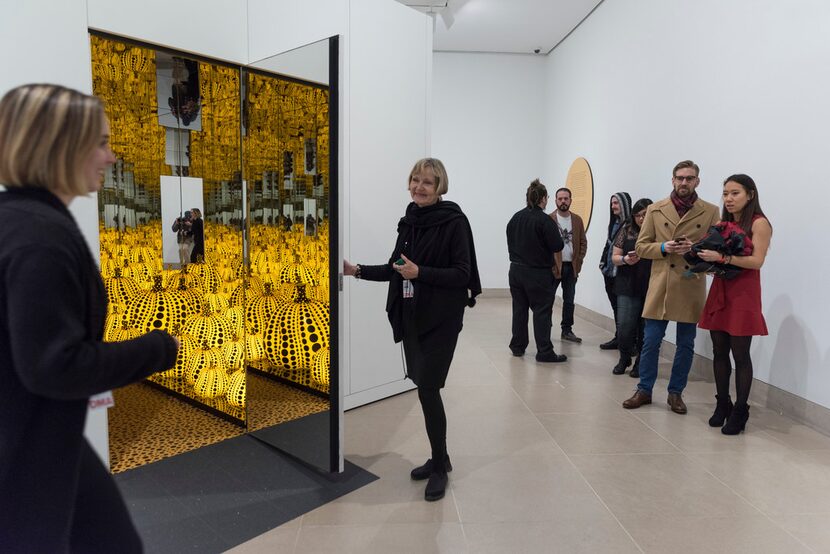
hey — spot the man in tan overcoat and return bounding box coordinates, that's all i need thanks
[623,160,719,414]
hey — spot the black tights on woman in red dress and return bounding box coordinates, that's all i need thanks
[710,330,753,406]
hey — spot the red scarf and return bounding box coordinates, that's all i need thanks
[670,190,698,218]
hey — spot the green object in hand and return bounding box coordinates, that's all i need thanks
[395,258,405,266]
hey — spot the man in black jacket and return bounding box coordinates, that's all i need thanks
[506,179,567,363]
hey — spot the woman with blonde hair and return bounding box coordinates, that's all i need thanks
[344,158,481,501]
[0,84,178,552]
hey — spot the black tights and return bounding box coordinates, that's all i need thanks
[711,330,753,406]
[418,387,447,462]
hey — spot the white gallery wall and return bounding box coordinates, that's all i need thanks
[432,52,546,289]
[542,0,830,409]
[1,0,432,461]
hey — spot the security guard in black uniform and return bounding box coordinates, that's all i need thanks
[506,179,567,362]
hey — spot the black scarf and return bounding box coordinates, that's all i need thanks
[398,200,482,306]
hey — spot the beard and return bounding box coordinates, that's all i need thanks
[557,203,570,212]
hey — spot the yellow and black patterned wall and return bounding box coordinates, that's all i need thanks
[91,34,331,425]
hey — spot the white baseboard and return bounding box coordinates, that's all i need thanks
[485,288,830,437]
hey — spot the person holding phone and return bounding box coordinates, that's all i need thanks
[172,210,193,265]
[623,160,719,414]
[610,198,653,376]
[343,158,481,502]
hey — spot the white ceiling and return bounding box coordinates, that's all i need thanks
[397,0,604,54]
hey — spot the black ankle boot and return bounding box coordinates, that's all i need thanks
[410,456,452,481]
[424,469,448,501]
[708,395,733,427]
[612,356,631,375]
[722,404,749,435]
[629,356,640,378]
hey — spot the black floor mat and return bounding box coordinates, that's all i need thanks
[115,435,377,553]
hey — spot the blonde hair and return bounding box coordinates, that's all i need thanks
[0,83,105,197]
[408,158,449,196]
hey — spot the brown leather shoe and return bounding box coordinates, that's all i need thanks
[622,390,652,409]
[667,393,687,414]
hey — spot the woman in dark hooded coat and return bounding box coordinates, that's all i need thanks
[344,158,481,502]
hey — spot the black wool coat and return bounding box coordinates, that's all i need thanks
[0,187,178,551]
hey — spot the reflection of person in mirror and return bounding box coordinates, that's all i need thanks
[168,57,200,127]
[0,83,179,553]
[305,213,317,236]
[172,210,193,265]
[189,207,204,263]
[343,158,482,503]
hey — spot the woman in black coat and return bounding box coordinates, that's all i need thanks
[189,207,205,263]
[344,158,481,502]
[0,84,179,553]
[610,198,653,377]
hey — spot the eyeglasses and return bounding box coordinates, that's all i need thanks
[673,175,698,182]
[634,212,646,219]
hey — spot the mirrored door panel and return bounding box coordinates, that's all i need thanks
[244,37,338,471]
[91,34,246,425]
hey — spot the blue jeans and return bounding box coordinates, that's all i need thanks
[637,319,697,395]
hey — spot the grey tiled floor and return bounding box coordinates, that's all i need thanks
[230,297,830,553]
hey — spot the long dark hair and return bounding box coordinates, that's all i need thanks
[628,198,653,232]
[721,174,770,236]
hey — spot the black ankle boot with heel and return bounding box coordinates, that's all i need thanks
[708,395,733,427]
[424,469,448,501]
[612,356,631,375]
[411,456,452,481]
[722,403,749,435]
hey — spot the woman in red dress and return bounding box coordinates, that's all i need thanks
[698,174,772,435]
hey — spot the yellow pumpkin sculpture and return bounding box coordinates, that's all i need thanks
[194,367,229,399]
[186,341,227,385]
[264,285,329,383]
[311,345,330,392]
[226,369,246,408]
[126,276,195,334]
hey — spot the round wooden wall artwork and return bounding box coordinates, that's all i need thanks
[564,157,594,231]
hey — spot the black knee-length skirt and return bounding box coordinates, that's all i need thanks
[401,304,462,389]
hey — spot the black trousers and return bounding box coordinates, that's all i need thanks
[552,262,577,332]
[604,274,619,336]
[417,387,447,463]
[509,264,555,355]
